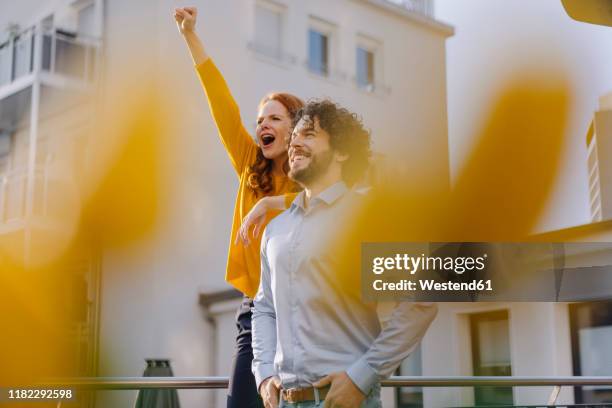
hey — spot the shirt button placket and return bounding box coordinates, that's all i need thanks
[289,212,304,383]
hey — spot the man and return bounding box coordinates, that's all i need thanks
[252,100,437,408]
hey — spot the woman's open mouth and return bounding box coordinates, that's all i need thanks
[261,134,276,147]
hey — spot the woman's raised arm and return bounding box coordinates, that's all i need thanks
[174,7,208,65]
[175,6,256,175]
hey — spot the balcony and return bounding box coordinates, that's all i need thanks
[387,0,435,18]
[0,161,79,233]
[0,24,100,99]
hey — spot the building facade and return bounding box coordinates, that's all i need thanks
[2,1,612,407]
[0,0,451,406]
[4,1,601,408]
[587,92,612,223]
[0,0,103,395]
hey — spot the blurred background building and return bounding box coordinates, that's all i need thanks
[1,0,612,407]
[428,2,612,406]
[0,0,103,385]
[587,92,612,222]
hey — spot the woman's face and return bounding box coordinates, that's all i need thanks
[256,100,293,160]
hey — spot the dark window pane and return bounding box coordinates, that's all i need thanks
[308,29,328,75]
[12,34,34,79]
[470,310,514,406]
[356,47,374,88]
[0,41,11,85]
[42,34,52,71]
[570,301,612,404]
[397,345,423,407]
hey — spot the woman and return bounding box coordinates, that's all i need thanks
[174,7,302,408]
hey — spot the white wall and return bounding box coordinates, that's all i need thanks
[436,0,612,232]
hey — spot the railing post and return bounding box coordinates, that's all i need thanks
[24,23,43,264]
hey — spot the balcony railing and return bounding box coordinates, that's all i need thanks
[387,0,435,18]
[0,166,29,222]
[0,161,75,224]
[0,24,100,88]
[42,376,612,407]
[42,28,99,82]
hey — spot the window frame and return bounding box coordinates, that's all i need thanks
[569,301,612,404]
[355,34,381,92]
[252,0,287,62]
[307,16,337,78]
[469,309,514,406]
[395,344,424,408]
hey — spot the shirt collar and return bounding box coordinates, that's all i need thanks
[291,181,349,212]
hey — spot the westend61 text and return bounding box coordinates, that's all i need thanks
[373,279,493,292]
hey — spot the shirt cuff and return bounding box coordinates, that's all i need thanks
[253,363,276,391]
[346,358,379,396]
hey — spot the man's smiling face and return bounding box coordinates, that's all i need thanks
[288,115,334,185]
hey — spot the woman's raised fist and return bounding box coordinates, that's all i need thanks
[174,7,197,35]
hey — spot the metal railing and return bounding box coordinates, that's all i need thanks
[42,28,99,82]
[0,24,100,88]
[387,0,435,18]
[0,160,78,224]
[43,376,612,407]
[0,165,30,222]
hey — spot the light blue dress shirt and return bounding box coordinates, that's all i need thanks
[252,181,437,395]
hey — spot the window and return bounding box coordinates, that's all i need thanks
[470,310,513,406]
[254,1,284,59]
[397,345,423,407]
[356,46,374,89]
[308,29,328,75]
[12,30,34,80]
[570,301,612,404]
[308,17,335,77]
[356,34,382,92]
[77,2,96,37]
[42,16,54,71]
[0,40,11,85]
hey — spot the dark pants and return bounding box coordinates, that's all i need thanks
[227,296,265,408]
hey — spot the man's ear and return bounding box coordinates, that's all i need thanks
[335,151,349,163]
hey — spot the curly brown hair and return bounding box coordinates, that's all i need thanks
[293,99,371,186]
[246,92,304,196]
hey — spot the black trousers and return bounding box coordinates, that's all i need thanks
[227,296,265,408]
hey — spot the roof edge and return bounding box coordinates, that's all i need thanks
[531,218,612,241]
[353,0,455,37]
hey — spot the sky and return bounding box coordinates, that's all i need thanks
[435,0,612,232]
